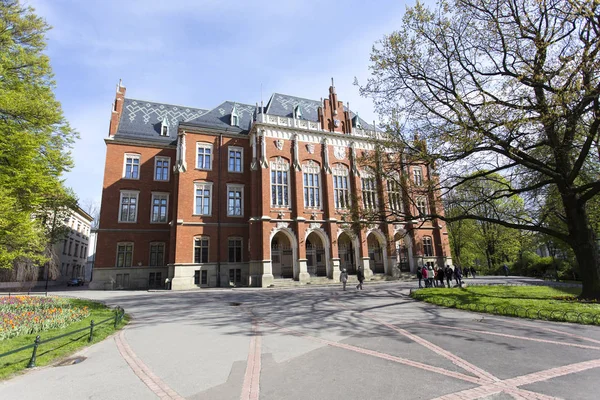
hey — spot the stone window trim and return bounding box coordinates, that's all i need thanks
[415,196,428,218]
[154,156,171,182]
[360,171,378,210]
[149,242,165,267]
[196,142,213,171]
[228,146,244,173]
[150,192,169,224]
[332,163,350,209]
[387,175,403,213]
[118,190,140,223]
[270,157,290,208]
[193,181,213,216]
[302,161,322,210]
[228,237,243,263]
[116,242,134,268]
[226,184,244,217]
[123,153,141,180]
[194,236,209,264]
[412,166,423,186]
[423,236,434,257]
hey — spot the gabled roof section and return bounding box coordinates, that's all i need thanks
[185,101,255,133]
[266,93,321,121]
[115,98,208,143]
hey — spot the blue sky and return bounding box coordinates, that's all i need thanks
[26,0,411,208]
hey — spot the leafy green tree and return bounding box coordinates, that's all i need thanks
[360,0,600,300]
[0,0,77,270]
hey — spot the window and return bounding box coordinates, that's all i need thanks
[202,270,208,284]
[154,157,170,181]
[423,236,434,257]
[227,185,243,216]
[124,154,141,179]
[332,164,350,209]
[303,162,321,208]
[229,269,242,284]
[361,175,378,210]
[68,240,73,256]
[194,182,213,215]
[74,243,79,258]
[416,197,428,217]
[116,243,133,267]
[228,147,243,172]
[228,238,242,263]
[387,179,403,213]
[149,243,165,266]
[194,237,209,263]
[63,240,67,255]
[194,270,208,285]
[151,193,169,223]
[77,222,81,233]
[196,143,213,170]
[80,246,85,258]
[413,167,423,186]
[194,270,200,284]
[270,157,289,207]
[119,191,139,222]
[149,272,162,289]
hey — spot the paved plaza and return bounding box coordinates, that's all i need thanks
[1,277,599,400]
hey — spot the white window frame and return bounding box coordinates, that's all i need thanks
[416,197,428,218]
[226,184,244,217]
[228,146,243,173]
[194,182,213,216]
[123,153,141,180]
[228,237,243,263]
[270,157,290,208]
[423,236,434,257]
[154,156,170,181]
[302,161,322,209]
[413,167,423,186]
[150,192,169,223]
[361,173,378,210]
[149,242,165,267]
[387,178,403,213]
[116,242,134,267]
[119,191,139,223]
[194,237,209,263]
[332,164,350,209]
[196,142,213,170]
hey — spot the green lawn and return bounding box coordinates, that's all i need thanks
[0,298,127,380]
[410,285,600,325]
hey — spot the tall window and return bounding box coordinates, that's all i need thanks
[74,243,79,258]
[227,184,243,216]
[416,197,428,217]
[303,162,321,208]
[413,167,423,186]
[228,238,242,263]
[270,157,289,207]
[149,243,165,266]
[68,240,73,255]
[228,147,243,172]
[194,183,212,215]
[124,154,140,179]
[194,237,209,263]
[154,157,170,181]
[333,164,350,209]
[423,236,433,257]
[196,143,213,170]
[361,175,378,210]
[151,193,168,223]
[119,191,139,222]
[387,179,403,213]
[116,243,133,267]
[63,240,67,254]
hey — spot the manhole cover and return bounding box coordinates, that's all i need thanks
[229,302,242,306]
[56,356,86,366]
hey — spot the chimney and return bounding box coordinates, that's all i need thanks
[108,79,126,137]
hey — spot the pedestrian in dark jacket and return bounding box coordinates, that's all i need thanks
[437,267,445,288]
[421,266,429,287]
[470,266,476,278]
[356,267,365,290]
[454,265,463,286]
[417,266,423,288]
[445,265,453,288]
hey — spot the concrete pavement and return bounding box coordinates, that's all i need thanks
[1,276,598,400]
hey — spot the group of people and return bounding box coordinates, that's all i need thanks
[417,264,475,288]
[339,267,364,291]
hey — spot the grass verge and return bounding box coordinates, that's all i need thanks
[0,298,128,380]
[410,285,600,325]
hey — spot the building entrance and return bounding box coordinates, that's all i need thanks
[306,232,326,276]
[271,232,294,279]
[338,232,356,274]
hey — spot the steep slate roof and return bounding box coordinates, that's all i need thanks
[115,98,209,144]
[115,92,378,141]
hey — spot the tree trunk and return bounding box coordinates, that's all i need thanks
[562,195,600,300]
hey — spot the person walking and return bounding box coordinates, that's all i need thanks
[427,265,435,288]
[437,266,445,288]
[503,263,509,277]
[417,266,423,288]
[470,266,476,278]
[454,265,463,287]
[340,268,348,291]
[356,267,365,290]
[421,265,429,287]
[445,265,453,288]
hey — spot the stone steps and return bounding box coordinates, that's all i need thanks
[267,272,415,288]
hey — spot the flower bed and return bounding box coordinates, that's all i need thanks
[0,296,90,340]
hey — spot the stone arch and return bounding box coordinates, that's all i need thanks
[394,227,415,273]
[366,228,389,275]
[305,227,331,277]
[269,226,298,280]
[337,229,360,274]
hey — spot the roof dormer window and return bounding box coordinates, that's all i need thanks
[352,114,362,129]
[160,117,169,136]
[294,105,303,120]
[231,105,240,127]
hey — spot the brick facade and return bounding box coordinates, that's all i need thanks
[90,83,452,290]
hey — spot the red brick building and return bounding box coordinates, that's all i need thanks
[90,81,452,290]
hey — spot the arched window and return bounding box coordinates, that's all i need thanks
[302,160,321,208]
[332,164,350,209]
[270,157,290,207]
